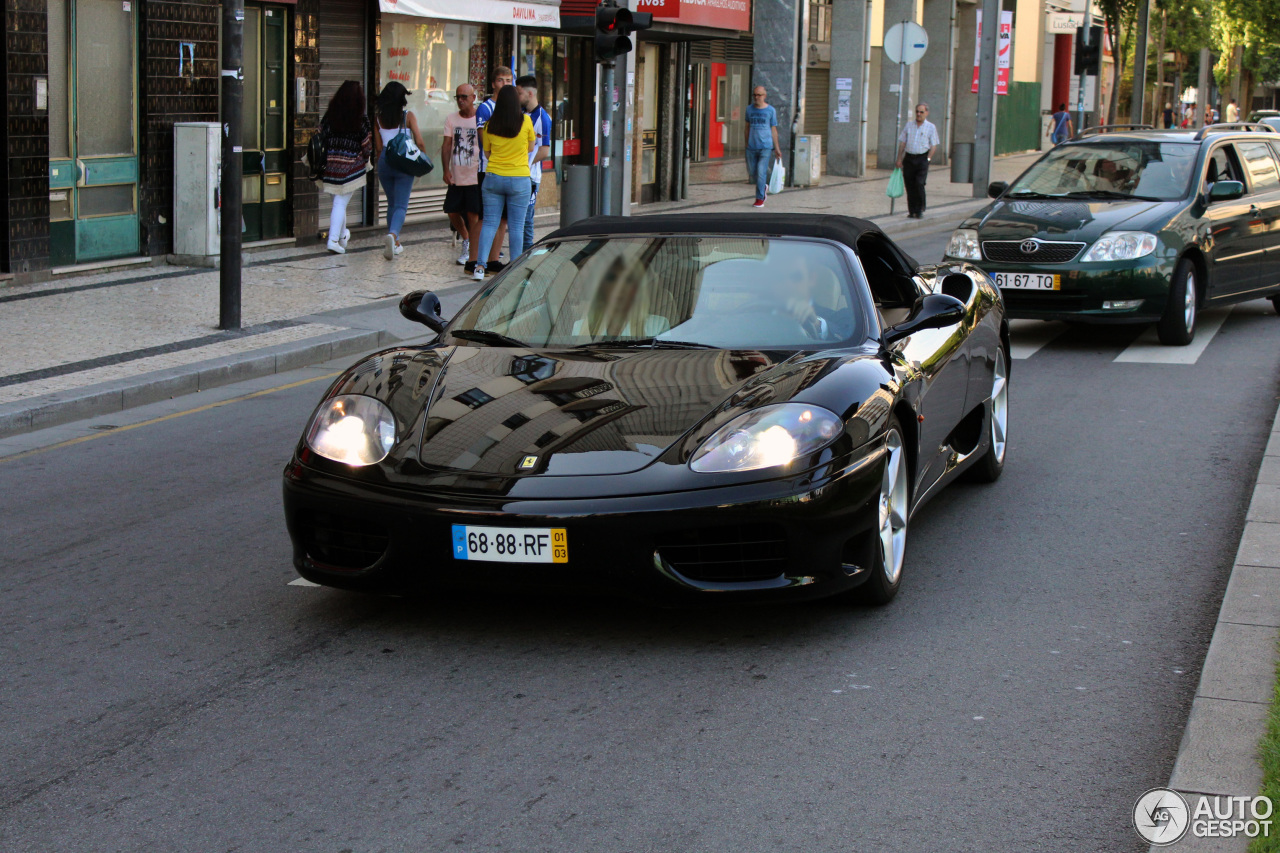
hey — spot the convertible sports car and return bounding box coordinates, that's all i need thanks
[282,214,1009,605]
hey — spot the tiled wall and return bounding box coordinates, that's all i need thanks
[138,0,220,257]
[3,0,50,281]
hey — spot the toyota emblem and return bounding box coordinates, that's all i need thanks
[1020,240,1039,254]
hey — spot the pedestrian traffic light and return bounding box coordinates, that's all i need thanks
[594,2,653,64]
[1073,27,1102,76]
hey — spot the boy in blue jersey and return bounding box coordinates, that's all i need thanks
[475,66,513,270]
[516,75,553,254]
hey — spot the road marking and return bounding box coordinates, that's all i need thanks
[0,371,340,464]
[1113,307,1233,365]
[288,577,321,587]
[1008,319,1068,360]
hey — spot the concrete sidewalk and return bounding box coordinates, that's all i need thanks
[0,151,1041,438]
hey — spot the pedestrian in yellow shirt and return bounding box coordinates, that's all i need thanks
[474,86,534,280]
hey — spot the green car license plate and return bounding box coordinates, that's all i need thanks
[995,272,1060,291]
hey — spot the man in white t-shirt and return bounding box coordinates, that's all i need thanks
[516,75,552,254]
[475,66,513,270]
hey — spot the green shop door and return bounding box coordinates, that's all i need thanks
[47,0,140,267]
[241,5,290,242]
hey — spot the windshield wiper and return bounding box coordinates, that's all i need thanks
[1004,190,1061,199]
[1059,190,1162,201]
[570,337,718,350]
[449,329,529,347]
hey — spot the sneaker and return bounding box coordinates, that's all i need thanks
[393,240,404,257]
[752,199,765,208]
[383,234,396,260]
[456,239,469,265]
[486,261,505,273]
[472,264,486,281]
[326,239,346,254]
[464,260,477,273]
[339,228,351,249]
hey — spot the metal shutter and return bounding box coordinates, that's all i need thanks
[803,68,829,137]
[318,0,368,233]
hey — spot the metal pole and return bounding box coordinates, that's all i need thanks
[219,0,244,330]
[1129,0,1149,124]
[972,0,998,197]
[600,61,614,216]
[891,19,907,214]
[1075,0,1091,136]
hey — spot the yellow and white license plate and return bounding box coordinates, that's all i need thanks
[995,272,1060,291]
[451,525,568,563]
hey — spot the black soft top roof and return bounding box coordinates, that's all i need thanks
[545,213,885,254]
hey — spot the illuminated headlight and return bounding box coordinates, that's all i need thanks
[690,404,842,473]
[945,228,982,260]
[1082,231,1159,262]
[305,395,396,466]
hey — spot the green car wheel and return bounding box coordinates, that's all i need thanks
[1157,258,1198,346]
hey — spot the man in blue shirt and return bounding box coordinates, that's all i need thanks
[745,86,782,208]
[517,75,553,255]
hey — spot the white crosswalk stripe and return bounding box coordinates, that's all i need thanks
[1009,319,1069,360]
[1113,307,1233,365]
[288,577,321,587]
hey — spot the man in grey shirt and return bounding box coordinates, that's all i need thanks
[895,103,940,219]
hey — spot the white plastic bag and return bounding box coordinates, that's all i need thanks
[768,159,786,195]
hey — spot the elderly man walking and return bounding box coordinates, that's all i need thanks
[895,103,940,219]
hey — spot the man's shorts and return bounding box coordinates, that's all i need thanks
[443,182,483,216]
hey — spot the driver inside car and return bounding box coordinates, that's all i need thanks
[761,252,854,342]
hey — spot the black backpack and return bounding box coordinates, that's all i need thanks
[307,119,328,180]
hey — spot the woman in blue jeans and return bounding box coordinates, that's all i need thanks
[474,85,534,279]
[372,82,426,260]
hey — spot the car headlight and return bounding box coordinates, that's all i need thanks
[305,394,397,466]
[946,228,981,260]
[1081,231,1159,262]
[690,403,842,473]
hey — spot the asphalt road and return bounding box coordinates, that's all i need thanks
[3,222,1279,852]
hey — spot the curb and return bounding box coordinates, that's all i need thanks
[1153,402,1280,852]
[0,326,398,439]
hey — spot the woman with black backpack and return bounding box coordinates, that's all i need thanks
[373,82,428,260]
[318,81,372,255]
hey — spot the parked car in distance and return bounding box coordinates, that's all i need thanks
[945,124,1280,345]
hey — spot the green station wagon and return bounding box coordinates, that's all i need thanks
[944,124,1280,344]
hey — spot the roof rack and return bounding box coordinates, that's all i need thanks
[1074,123,1155,139]
[1193,122,1278,140]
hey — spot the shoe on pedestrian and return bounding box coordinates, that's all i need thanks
[464,260,477,273]
[752,198,765,208]
[456,239,470,265]
[326,239,346,254]
[384,234,396,260]
[339,228,351,249]
[486,261,506,273]
[472,264,486,281]
[393,240,404,257]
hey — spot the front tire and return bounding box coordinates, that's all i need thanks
[1157,258,1197,346]
[854,420,909,606]
[962,344,1009,483]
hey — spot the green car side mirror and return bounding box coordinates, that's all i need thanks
[1208,180,1245,202]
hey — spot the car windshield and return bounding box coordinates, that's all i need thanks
[448,236,865,349]
[1006,141,1199,201]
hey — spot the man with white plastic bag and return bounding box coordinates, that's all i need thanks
[745,87,783,208]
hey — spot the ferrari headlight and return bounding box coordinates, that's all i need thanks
[945,228,982,260]
[690,404,842,473]
[305,395,396,466]
[1082,231,1159,262]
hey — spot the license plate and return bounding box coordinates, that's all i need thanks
[995,272,1060,291]
[451,525,568,563]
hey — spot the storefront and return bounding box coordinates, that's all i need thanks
[374,0,562,222]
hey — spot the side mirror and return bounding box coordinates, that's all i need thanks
[1208,180,1245,202]
[883,293,966,346]
[988,181,1009,199]
[399,290,446,333]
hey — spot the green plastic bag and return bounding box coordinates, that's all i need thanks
[886,167,905,199]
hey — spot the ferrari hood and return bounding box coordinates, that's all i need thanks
[417,346,817,477]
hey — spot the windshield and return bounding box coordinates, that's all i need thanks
[448,236,865,349]
[1006,141,1198,200]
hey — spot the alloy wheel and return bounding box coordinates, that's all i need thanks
[878,430,909,585]
[991,348,1009,464]
[1184,271,1197,332]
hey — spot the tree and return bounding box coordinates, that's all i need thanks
[1097,0,1139,124]
[1212,0,1280,112]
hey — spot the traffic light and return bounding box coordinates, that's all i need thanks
[1073,26,1102,76]
[594,2,653,64]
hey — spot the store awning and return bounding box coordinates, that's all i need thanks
[379,0,560,28]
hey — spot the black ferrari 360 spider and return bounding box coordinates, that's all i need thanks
[283,214,1009,604]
